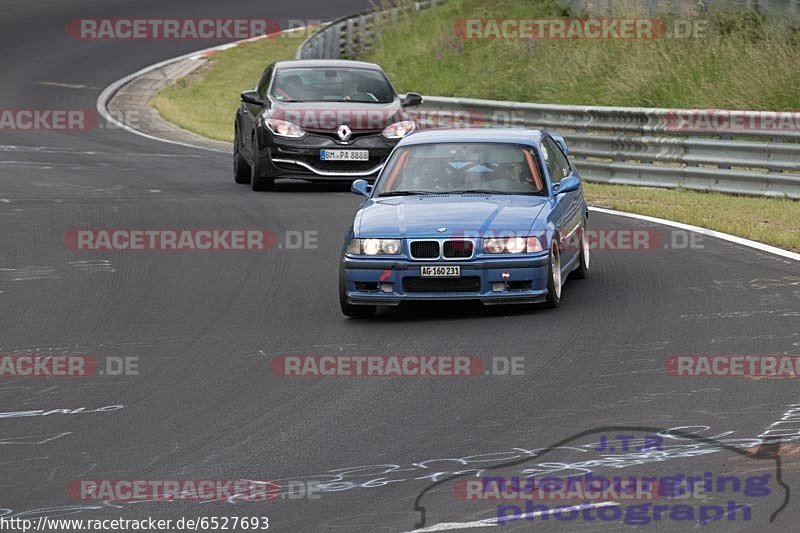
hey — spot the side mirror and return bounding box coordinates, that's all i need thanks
[240,90,264,106]
[351,179,372,197]
[551,133,568,156]
[402,92,423,107]
[556,176,580,195]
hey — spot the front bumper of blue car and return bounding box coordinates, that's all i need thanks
[342,254,551,306]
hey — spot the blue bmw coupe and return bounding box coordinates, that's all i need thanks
[339,128,590,318]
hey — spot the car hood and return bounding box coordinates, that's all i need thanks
[271,101,406,133]
[356,196,548,238]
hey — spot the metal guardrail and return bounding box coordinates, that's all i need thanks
[296,5,800,199]
[410,97,800,198]
[296,1,444,60]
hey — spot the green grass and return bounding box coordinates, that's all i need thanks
[366,0,800,109]
[152,34,303,143]
[151,6,799,251]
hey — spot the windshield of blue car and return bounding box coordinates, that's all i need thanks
[271,67,395,103]
[374,143,547,196]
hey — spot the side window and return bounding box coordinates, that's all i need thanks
[256,65,274,99]
[540,139,562,185]
[542,137,569,185]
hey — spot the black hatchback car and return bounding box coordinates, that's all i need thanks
[234,59,423,191]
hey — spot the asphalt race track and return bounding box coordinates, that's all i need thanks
[1,1,799,532]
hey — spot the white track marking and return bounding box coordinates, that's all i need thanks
[589,206,799,261]
[406,501,619,532]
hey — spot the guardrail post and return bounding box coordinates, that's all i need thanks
[358,14,368,56]
[313,36,322,58]
[324,26,333,58]
[334,23,344,59]
[345,18,355,59]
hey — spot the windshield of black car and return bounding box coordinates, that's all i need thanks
[271,67,395,103]
[374,143,547,196]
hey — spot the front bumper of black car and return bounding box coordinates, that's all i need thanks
[263,130,398,179]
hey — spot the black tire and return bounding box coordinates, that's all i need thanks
[251,137,275,191]
[339,263,376,318]
[544,242,562,308]
[571,220,590,280]
[233,125,251,184]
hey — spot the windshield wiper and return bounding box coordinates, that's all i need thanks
[377,190,438,197]
[456,189,513,195]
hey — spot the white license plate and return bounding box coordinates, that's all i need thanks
[320,149,369,161]
[421,265,461,278]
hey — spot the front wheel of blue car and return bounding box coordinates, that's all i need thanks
[545,242,562,308]
[571,220,590,280]
[339,263,376,318]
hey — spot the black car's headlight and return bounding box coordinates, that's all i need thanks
[381,121,416,139]
[266,119,305,138]
[347,238,402,255]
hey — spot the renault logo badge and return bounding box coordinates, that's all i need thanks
[337,124,352,142]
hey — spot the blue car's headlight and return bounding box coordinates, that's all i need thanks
[483,236,543,254]
[347,238,402,256]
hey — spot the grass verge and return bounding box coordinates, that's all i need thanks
[367,0,800,109]
[152,34,302,143]
[585,183,799,252]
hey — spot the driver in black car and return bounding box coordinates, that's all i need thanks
[342,74,378,102]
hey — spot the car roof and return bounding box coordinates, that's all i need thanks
[398,128,546,147]
[274,59,384,71]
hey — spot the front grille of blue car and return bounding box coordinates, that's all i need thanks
[403,277,481,293]
[443,240,473,258]
[410,241,439,259]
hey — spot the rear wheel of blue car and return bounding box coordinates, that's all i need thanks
[339,263,376,318]
[545,242,562,308]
